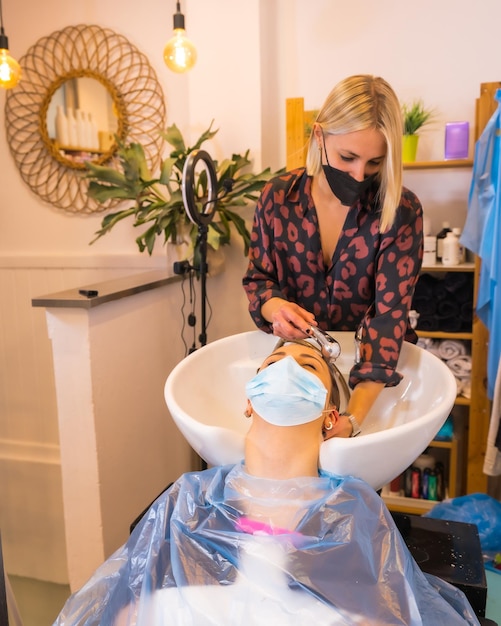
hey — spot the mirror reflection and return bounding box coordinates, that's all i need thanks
[46,78,119,165]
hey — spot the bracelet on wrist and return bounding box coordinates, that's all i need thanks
[340,411,362,437]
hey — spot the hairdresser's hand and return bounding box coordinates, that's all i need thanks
[262,298,317,340]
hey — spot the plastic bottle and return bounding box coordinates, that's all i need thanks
[422,467,431,499]
[88,113,99,150]
[435,462,445,501]
[428,470,438,500]
[66,108,78,147]
[436,221,451,263]
[452,227,466,263]
[55,105,69,147]
[75,109,86,148]
[411,466,421,498]
[404,467,413,497]
[423,235,437,265]
[442,230,460,266]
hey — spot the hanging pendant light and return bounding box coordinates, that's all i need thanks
[0,0,20,89]
[163,1,197,73]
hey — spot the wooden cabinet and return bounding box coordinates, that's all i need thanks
[383,261,476,514]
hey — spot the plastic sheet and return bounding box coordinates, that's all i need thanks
[54,464,480,625]
[425,492,501,554]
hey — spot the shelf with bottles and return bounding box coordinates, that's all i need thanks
[55,143,106,155]
[383,435,458,515]
[420,261,475,273]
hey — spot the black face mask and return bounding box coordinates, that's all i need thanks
[321,134,377,206]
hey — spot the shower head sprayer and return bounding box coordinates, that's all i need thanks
[307,326,341,363]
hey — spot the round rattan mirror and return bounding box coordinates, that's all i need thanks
[4,24,166,214]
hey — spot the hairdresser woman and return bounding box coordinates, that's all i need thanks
[243,75,423,438]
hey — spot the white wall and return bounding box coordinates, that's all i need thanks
[1,0,501,586]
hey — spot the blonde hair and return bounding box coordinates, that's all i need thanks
[306,75,403,232]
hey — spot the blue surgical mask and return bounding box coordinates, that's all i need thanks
[321,132,376,206]
[245,356,327,426]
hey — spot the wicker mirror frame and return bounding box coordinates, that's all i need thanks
[4,24,166,214]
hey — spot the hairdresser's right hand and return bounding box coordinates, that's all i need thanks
[262,298,317,340]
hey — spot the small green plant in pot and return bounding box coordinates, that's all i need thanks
[401,100,435,162]
[86,122,282,262]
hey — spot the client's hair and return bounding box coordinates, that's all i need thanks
[272,338,349,410]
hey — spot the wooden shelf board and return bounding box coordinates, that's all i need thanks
[421,262,475,273]
[383,495,436,514]
[404,159,473,169]
[416,330,473,340]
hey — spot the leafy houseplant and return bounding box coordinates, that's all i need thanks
[86,122,282,259]
[402,100,434,135]
[401,100,435,162]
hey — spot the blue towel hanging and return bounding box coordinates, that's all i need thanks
[461,88,501,399]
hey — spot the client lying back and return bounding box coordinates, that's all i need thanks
[54,340,480,625]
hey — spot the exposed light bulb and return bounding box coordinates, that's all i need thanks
[163,2,196,73]
[0,29,20,89]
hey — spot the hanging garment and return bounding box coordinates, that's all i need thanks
[461,88,501,399]
[484,354,501,476]
[53,463,479,625]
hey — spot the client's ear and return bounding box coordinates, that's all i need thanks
[243,399,253,418]
[322,407,340,440]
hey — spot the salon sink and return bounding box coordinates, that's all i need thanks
[164,331,457,490]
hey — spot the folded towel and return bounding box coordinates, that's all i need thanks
[443,272,474,304]
[438,340,468,361]
[460,377,471,400]
[416,316,439,331]
[436,299,457,317]
[447,355,472,377]
[417,338,441,357]
[437,315,463,333]
[412,296,436,317]
[454,377,465,396]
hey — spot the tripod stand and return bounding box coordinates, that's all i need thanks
[181,149,218,349]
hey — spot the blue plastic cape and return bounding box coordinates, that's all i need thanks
[425,492,501,554]
[54,464,479,625]
[461,88,501,399]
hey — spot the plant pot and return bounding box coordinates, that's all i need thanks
[402,134,419,163]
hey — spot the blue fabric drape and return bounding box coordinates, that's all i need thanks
[461,88,501,399]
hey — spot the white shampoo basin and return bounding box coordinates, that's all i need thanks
[164,331,456,490]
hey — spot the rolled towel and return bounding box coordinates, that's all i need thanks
[447,354,472,377]
[438,339,468,361]
[417,337,441,357]
[455,377,465,396]
[443,272,474,304]
[436,299,457,318]
[437,314,462,333]
[412,296,436,317]
[460,377,471,399]
[416,315,439,331]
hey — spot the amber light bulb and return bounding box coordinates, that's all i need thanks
[163,2,197,73]
[0,28,20,89]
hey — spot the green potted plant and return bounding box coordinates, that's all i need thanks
[401,100,435,162]
[86,122,282,263]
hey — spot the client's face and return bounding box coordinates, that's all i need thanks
[259,343,332,396]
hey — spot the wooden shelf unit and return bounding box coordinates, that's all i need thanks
[285,84,494,508]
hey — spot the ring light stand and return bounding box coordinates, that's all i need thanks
[181,150,218,348]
